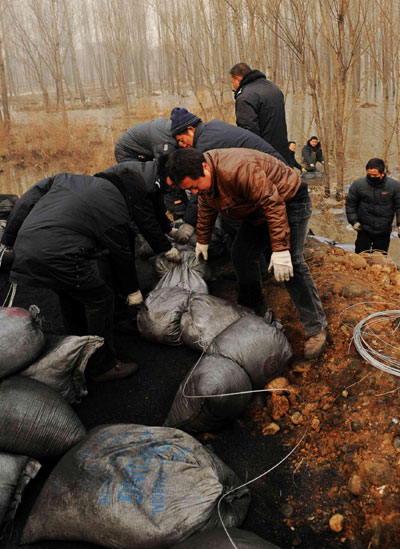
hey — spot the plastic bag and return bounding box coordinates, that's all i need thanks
[180,294,253,351]
[20,334,104,403]
[0,452,41,538]
[0,376,86,459]
[137,287,190,345]
[21,424,250,548]
[0,306,45,380]
[207,314,293,388]
[165,354,252,433]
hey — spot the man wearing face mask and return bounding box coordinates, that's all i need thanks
[345,158,400,254]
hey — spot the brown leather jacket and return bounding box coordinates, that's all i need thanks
[197,148,302,251]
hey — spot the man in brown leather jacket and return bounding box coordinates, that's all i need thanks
[167,147,328,360]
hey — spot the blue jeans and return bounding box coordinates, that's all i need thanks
[231,195,327,337]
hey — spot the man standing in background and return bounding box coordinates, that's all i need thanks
[230,63,290,164]
[346,158,400,254]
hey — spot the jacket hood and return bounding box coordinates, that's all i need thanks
[235,70,266,98]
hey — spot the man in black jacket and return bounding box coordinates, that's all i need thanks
[230,63,290,164]
[115,119,186,220]
[288,141,304,172]
[301,136,324,173]
[1,163,180,382]
[345,158,400,254]
[169,106,286,243]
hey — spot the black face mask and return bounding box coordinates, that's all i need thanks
[367,174,382,184]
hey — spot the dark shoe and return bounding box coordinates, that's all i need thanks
[304,329,329,359]
[92,361,139,383]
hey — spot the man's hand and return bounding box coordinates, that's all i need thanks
[165,247,182,263]
[175,223,195,244]
[301,167,307,174]
[195,242,209,263]
[268,250,294,282]
[353,222,362,232]
[168,228,179,239]
[127,290,144,306]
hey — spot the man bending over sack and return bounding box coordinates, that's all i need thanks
[1,162,180,382]
[167,148,328,360]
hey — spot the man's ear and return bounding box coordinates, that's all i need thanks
[202,162,210,175]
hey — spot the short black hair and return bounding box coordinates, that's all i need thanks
[288,141,296,146]
[365,158,385,173]
[167,149,206,186]
[230,63,252,77]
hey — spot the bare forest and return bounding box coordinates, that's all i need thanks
[1,0,400,198]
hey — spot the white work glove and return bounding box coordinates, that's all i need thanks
[168,228,179,239]
[195,242,209,263]
[310,163,315,168]
[353,222,362,232]
[127,290,143,306]
[175,223,195,244]
[165,246,182,263]
[268,250,294,282]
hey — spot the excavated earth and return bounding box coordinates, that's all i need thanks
[2,238,400,549]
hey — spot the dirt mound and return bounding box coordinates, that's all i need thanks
[215,241,400,548]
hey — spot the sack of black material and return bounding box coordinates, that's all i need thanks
[0,452,41,538]
[0,306,45,380]
[0,376,86,459]
[170,527,282,548]
[20,334,104,403]
[137,287,189,345]
[21,424,251,548]
[181,294,253,351]
[165,354,252,432]
[207,314,293,388]
[153,251,208,294]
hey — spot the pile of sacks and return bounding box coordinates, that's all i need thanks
[0,305,102,537]
[138,256,293,432]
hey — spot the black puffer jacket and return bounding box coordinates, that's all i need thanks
[234,70,290,163]
[183,120,287,227]
[346,175,400,235]
[114,118,177,163]
[301,139,324,170]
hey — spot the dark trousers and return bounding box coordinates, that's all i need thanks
[355,230,391,254]
[231,195,327,337]
[56,284,116,375]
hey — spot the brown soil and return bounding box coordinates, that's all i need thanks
[215,241,400,548]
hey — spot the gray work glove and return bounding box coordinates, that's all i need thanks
[353,222,362,232]
[268,250,294,282]
[127,290,144,306]
[165,247,182,263]
[175,223,195,244]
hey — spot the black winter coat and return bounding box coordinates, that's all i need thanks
[183,120,287,226]
[114,118,177,163]
[301,139,324,170]
[345,175,400,236]
[3,164,172,293]
[234,70,290,163]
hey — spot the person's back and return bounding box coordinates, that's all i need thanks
[193,120,287,164]
[230,63,290,163]
[114,118,177,163]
